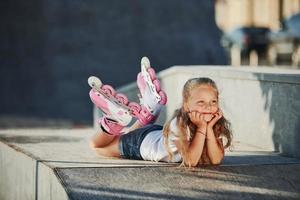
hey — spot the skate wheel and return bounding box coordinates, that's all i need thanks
[152,79,161,92]
[141,57,151,69]
[128,102,141,114]
[158,90,167,105]
[102,85,116,96]
[88,76,102,90]
[147,68,156,81]
[115,93,129,105]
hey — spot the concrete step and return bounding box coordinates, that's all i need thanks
[1,128,300,200]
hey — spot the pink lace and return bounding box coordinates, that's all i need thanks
[99,117,124,136]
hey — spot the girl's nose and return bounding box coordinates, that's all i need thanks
[203,103,212,111]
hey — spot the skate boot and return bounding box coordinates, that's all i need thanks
[98,117,125,136]
[134,57,168,125]
[88,76,133,135]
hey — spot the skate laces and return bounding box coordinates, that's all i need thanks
[99,117,125,136]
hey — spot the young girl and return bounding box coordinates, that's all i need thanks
[88,57,232,167]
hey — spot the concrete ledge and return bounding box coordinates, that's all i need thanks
[0,129,174,200]
[0,139,69,200]
[1,129,300,199]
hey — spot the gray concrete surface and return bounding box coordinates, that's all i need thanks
[116,66,300,159]
[1,128,300,200]
[57,164,300,200]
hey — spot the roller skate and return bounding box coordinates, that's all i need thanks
[134,57,167,125]
[88,56,168,132]
[88,76,133,135]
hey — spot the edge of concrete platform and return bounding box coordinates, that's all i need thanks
[1,128,300,200]
[0,128,176,200]
[157,66,300,84]
[117,66,300,94]
[0,141,69,200]
[38,161,69,200]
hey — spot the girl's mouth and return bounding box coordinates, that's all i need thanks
[202,112,212,114]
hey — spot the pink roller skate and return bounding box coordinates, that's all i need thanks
[88,76,133,135]
[88,57,167,132]
[134,57,167,125]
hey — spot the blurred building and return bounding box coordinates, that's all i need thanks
[215,0,300,67]
[215,0,300,31]
[0,1,227,127]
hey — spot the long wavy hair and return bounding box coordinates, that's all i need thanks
[163,77,233,167]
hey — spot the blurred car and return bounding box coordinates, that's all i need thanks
[221,26,270,63]
[268,12,300,66]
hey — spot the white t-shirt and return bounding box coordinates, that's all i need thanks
[140,118,182,162]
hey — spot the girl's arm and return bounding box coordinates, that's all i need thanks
[186,127,207,166]
[176,111,208,167]
[206,110,225,165]
[206,128,224,165]
[174,128,206,167]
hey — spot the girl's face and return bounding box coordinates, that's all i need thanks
[185,85,219,122]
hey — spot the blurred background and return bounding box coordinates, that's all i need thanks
[0,0,299,128]
[216,0,300,67]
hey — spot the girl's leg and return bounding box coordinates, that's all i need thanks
[90,120,142,148]
[135,57,167,125]
[90,121,143,158]
[89,128,116,148]
[88,57,167,157]
[94,136,121,158]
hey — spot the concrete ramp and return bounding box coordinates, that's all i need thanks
[1,129,300,200]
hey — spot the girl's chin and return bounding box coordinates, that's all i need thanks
[203,114,214,122]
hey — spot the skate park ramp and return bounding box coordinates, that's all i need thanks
[1,66,300,199]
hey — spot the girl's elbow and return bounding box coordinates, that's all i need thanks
[185,158,199,167]
[211,157,223,165]
[190,162,198,167]
[211,160,222,165]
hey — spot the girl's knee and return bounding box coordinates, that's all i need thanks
[89,140,99,148]
[95,146,120,158]
[91,137,121,158]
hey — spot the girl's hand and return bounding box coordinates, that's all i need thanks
[207,109,223,129]
[188,111,207,129]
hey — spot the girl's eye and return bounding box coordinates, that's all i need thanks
[197,101,205,105]
[211,100,217,104]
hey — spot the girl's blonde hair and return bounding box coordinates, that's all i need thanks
[163,77,232,167]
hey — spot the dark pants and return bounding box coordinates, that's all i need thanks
[118,124,163,160]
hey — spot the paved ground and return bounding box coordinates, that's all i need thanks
[1,128,300,200]
[57,164,300,200]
